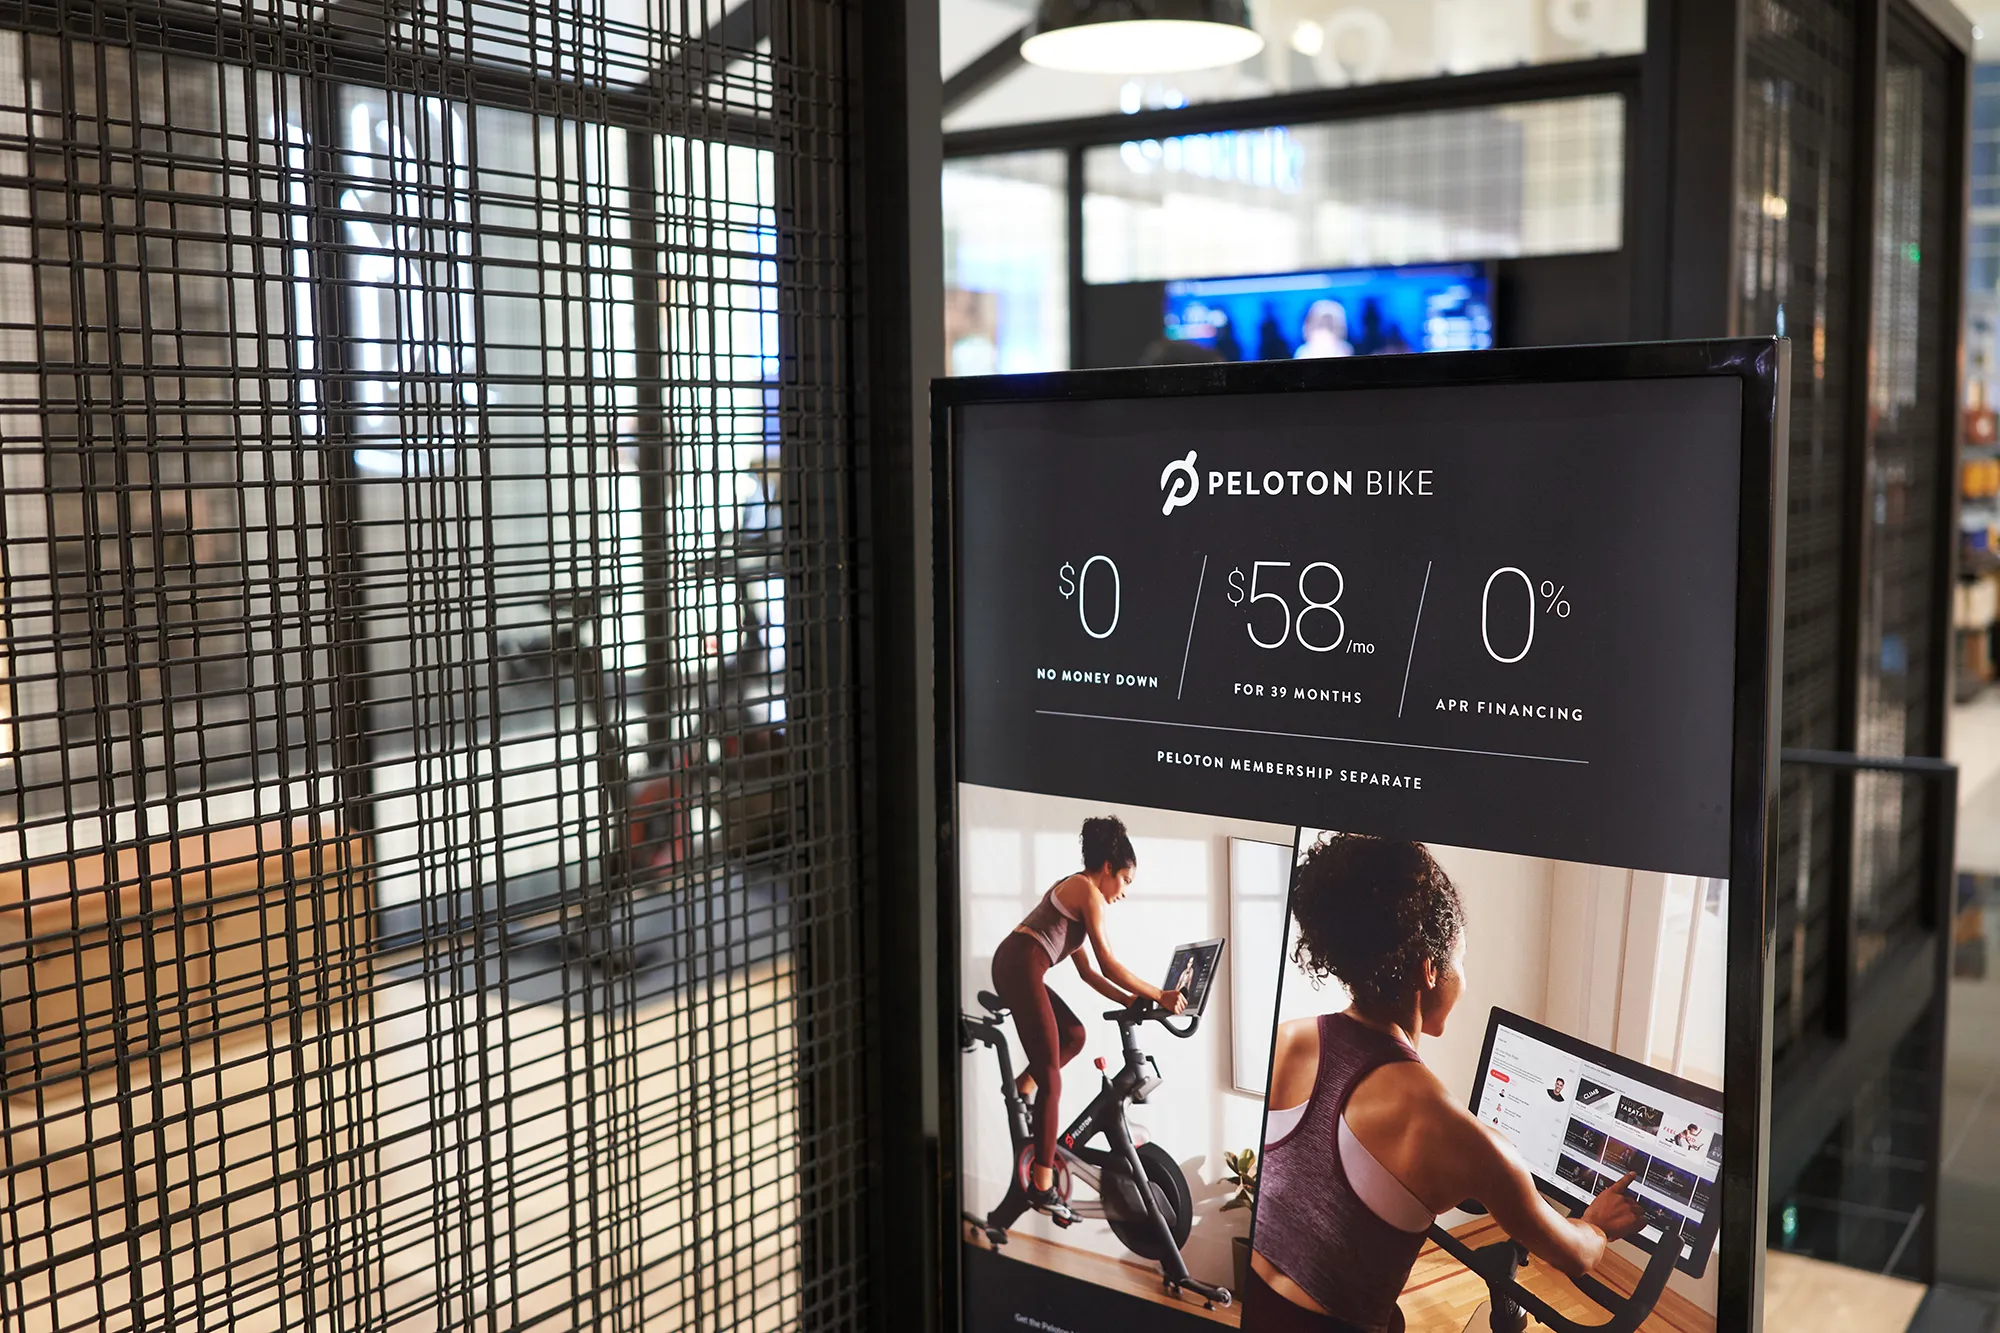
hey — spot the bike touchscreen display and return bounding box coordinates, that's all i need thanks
[940,345,1781,1333]
[1469,1008,1725,1276]
[1161,939,1224,1017]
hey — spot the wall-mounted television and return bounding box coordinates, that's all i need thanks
[1162,261,1494,360]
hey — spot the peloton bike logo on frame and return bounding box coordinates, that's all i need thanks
[1158,450,1433,517]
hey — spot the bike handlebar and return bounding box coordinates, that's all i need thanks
[1101,1001,1201,1037]
[1423,1213,1682,1333]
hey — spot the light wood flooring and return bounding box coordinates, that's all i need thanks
[1405,1218,1928,1333]
[0,961,800,1332]
[1402,1217,1712,1333]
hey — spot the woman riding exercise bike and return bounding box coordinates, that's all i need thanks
[1250,834,1646,1333]
[990,815,1186,1224]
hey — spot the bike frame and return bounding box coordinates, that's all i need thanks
[958,1002,1225,1304]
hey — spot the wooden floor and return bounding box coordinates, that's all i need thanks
[1403,1219,1929,1333]
[0,961,801,1332]
[1401,1217,1712,1333]
[963,1219,1242,1327]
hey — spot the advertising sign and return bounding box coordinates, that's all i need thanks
[935,342,1786,1333]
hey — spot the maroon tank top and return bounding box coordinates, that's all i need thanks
[1253,1013,1427,1332]
[1015,878,1087,964]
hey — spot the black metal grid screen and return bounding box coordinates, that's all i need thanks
[1849,12,1953,978]
[0,3,866,1330]
[1743,0,1962,1285]
[1737,0,1856,1066]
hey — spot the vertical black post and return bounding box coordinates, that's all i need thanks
[855,1,943,1331]
[303,76,374,853]
[1919,0,1974,1285]
[1630,0,1677,339]
[1656,0,1747,340]
[1924,4,1971,778]
[1066,143,1085,369]
[1830,0,1891,1043]
[1922,761,1959,1284]
[624,131,674,769]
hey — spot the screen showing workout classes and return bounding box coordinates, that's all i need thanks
[1472,1010,1725,1276]
[941,348,1778,1333]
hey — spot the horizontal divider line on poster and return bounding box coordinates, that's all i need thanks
[1033,708,1591,766]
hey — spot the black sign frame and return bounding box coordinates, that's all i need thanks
[931,339,1787,1333]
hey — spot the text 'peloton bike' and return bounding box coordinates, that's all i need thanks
[960,938,1231,1310]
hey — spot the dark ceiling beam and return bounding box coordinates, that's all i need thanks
[0,0,772,141]
[942,53,1641,157]
[942,25,1028,117]
[642,0,773,102]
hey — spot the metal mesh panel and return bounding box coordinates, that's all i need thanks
[0,3,864,1330]
[1850,16,1952,977]
[1737,0,1854,1063]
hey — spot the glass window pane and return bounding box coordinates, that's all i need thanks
[334,87,644,916]
[0,34,329,849]
[944,0,1644,131]
[1082,96,1624,285]
[943,151,1068,374]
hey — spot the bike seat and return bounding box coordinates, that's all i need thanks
[977,990,1010,1018]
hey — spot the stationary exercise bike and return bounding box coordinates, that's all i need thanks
[960,990,1234,1310]
[1426,1198,1686,1333]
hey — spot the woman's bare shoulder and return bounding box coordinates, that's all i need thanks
[1349,1058,1460,1137]
[1054,872,1098,906]
[1269,1017,1321,1073]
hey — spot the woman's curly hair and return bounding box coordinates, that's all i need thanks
[1290,833,1463,1014]
[1080,815,1137,874]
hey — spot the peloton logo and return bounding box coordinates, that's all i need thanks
[1159,450,1200,516]
[1157,449,1435,515]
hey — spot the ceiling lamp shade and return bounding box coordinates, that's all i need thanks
[1021,0,1265,75]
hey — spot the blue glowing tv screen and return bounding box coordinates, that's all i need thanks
[1162,262,1494,360]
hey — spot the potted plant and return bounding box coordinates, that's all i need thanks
[1223,1147,1258,1297]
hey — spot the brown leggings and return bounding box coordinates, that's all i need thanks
[991,931,1086,1170]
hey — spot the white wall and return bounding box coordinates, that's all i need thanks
[957,783,1293,1285]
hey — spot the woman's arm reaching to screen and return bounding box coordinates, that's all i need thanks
[1072,953,1133,1006]
[1352,1061,1646,1279]
[1076,882,1186,1013]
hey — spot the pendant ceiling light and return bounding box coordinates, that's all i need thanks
[1021,1,1265,75]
